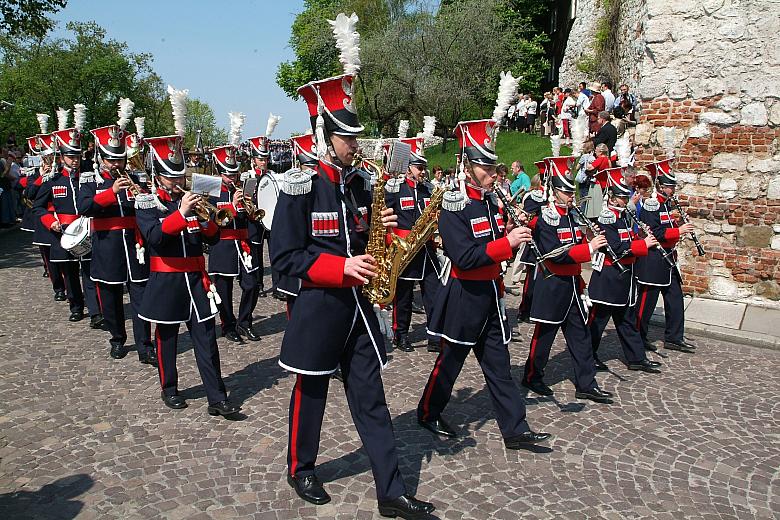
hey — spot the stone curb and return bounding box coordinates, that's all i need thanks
[650,314,780,351]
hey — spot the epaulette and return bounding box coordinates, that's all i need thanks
[530,189,546,203]
[281,168,312,196]
[541,205,560,226]
[441,190,466,212]
[422,179,434,191]
[41,171,55,183]
[240,171,253,182]
[354,168,372,191]
[598,208,617,225]
[79,171,95,184]
[385,177,403,194]
[135,193,163,210]
[643,198,660,212]
[487,192,498,206]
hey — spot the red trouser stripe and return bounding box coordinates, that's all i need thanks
[392,296,398,333]
[155,327,164,388]
[526,323,541,382]
[289,375,302,476]
[587,305,597,326]
[95,283,103,313]
[421,349,445,421]
[636,286,649,330]
[285,301,291,321]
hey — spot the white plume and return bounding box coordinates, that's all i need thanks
[372,138,384,160]
[328,12,361,75]
[492,71,520,124]
[551,135,561,157]
[73,104,87,132]
[116,98,134,130]
[571,114,588,156]
[36,113,49,133]
[419,116,436,140]
[134,117,145,139]
[167,85,189,137]
[397,119,409,139]
[265,113,281,137]
[615,134,632,167]
[56,107,70,131]
[662,126,676,159]
[228,112,246,147]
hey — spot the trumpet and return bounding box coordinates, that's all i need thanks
[231,181,265,221]
[118,168,146,199]
[173,185,234,226]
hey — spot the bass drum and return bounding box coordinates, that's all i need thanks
[60,216,92,258]
[255,173,279,231]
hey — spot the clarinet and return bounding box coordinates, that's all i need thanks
[493,186,553,279]
[624,206,676,268]
[670,194,706,256]
[568,203,629,276]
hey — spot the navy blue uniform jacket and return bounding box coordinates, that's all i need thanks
[32,167,87,262]
[207,185,259,276]
[633,194,681,287]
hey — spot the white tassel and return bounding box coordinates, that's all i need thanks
[457,161,467,197]
[328,12,361,75]
[135,243,145,265]
[167,85,189,137]
[241,251,253,271]
[56,107,70,131]
[117,98,134,130]
[36,113,49,134]
[228,111,246,147]
[315,114,328,159]
[134,117,145,139]
[265,113,281,138]
[397,119,409,139]
[73,104,87,132]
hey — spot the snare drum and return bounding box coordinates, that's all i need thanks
[60,216,92,258]
[255,173,279,231]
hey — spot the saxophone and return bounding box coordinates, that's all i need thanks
[394,185,444,281]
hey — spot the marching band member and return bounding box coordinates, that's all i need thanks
[270,13,434,518]
[629,159,697,354]
[514,160,548,322]
[135,126,240,417]
[417,100,551,448]
[385,132,441,353]
[521,156,614,404]
[207,142,261,342]
[78,104,155,363]
[587,167,662,373]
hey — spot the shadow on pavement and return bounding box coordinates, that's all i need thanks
[0,473,94,520]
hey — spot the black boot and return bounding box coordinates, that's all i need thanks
[109,342,127,359]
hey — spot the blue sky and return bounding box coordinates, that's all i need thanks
[51,0,311,137]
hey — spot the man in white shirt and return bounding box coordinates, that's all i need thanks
[525,95,537,133]
[601,81,615,114]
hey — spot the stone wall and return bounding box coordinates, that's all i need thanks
[560,0,780,304]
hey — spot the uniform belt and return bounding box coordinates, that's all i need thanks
[150,256,206,273]
[543,261,582,276]
[91,216,136,232]
[451,264,501,281]
[57,214,78,225]
[604,256,636,266]
[220,229,249,240]
[392,228,411,238]
[301,278,363,289]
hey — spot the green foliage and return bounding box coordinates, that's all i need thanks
[185,98,227,150]
[0,0,67,39]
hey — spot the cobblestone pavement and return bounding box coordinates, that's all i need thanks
[0,228,778,520]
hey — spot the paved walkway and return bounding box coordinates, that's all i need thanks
[0,228,779,519]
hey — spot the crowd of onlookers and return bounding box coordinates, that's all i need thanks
[0,133,28,228]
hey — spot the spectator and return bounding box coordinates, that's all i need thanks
[585,82,606,134]
[539,92,554,136]
[507,94,519,131]
[525,95,537,133]
[560,89,577,141]
[496,163,511,194]
[593,110,617,152]
[614,83,636,113]
[431,165,444,188]
[6,132,16,148]
[515,94,527,133]
[444,167,456,189]
[0,150,16,227]
[575,140,595,209]
[576,82,591,118]
[584,143,611,219]
[601,81,615,113]
[510,161,530,195]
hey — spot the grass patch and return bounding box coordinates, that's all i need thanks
[425,131,571,179]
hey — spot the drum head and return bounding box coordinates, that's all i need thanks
[256,174,279,231]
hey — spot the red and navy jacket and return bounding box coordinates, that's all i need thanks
[588,207,649,307]
[207,184,258,276]
[427,185,514,346]
[135,190,221,324]
[517,189,547,266]
[26,171,52,245]
[32,166,86,262]
[77,170,149,284]
[384,176,440,280]
[529,204,593,324]
[634,194,681,287]
[20,170,40,234]
[270,159,387,375]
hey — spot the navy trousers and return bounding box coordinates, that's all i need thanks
[96,281,152,356]
[392,269,439,340]
[79,259,100,318]
[50,261,83,314]
[214,268,260,333]
[588,304,646,364]
[629,272,685,344]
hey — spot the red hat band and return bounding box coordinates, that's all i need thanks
[212,145,239,173]
[290,134,318,167]
[91,125,127,159]
[146,135,185,177]
[455,120,497,166]
[53,128,81,156]
[248,135,269,158]
[298,74,364,136]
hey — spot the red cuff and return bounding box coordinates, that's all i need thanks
[93,188,118,207]
[663,228,681,243]
[161,211,188,235]
[20,177,28,188]
[630,239,649,257]
[568,243,592,263]
[306,253,346,287]
[41,214,57,229]
[485,237,513,262]
[202,220,219,237]
[528,216,538,230]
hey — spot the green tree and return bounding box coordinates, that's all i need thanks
[0,0,67,39]
[185,98,227,150]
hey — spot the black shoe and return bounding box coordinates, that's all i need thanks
[161,392,187,410]
[683,336,698,348]
[89,314,105,329]
[521,379,554,397]
[575,386,614,404]
[273,290,287,301]
[54,290,66,301]
[627,359,661,373]
[593,355,608,372]
[426,340,441,353]
[43,270,49,278]
[331,368,344,382]
[223,329,242,342]
[139,349,158,367]
[378,494,435,518]
[287,474,331,505]
[394,337,414,352]
[236,324,261,342]
[411,302,424,315]
[207,400,241,417]
[644,340,658,352]
[259,288,268,298]
[109,343,127,359]
[417,417,457,438]
[664,340,695,354]
[68,311,84,322]
[504,431,553,449]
